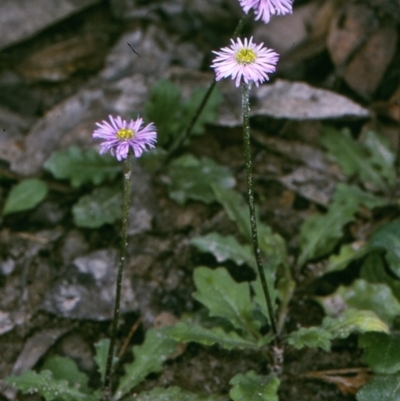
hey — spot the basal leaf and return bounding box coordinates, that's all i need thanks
[321,127,388,191]
[318,279,400,325]
[193,267,259,336]
[3,179,48,215]
[44,146,120,188]
[368,219,400,279]
[166,322,257,350]
[322,309,389,340]
[325,243,367,274]
[41,355,90,393]
[360,332,400,374]
[126,386,227,401]
[251,273,278,325]
[72,186,123,228]
[166,155,235,205]
[287,327,332,351]
[115,328,178,401]
[190,233,254,267]
[5,370,98,401]
[94,339,116,383]
[297,183,386,267]
[356,373,400,401]
[229,371,279,401]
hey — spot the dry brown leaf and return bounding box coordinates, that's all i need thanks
[327,3,397,98]
[303,368,373,395]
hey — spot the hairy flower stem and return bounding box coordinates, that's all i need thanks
[241,83,278,342]
[103,154,132,401]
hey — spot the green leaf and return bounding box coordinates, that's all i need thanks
[322,309,389,339]
[41,355,90,393]
[368,219,400,278]
[324,243,367,274]
[193,267,259,336]
[356,373,400,401]
[321,127,388,191]
[115,328,178,401]
[361,130,396,187]
[287,327,332,351]
[317,279,400,325]
[297,183,386,267]
[126,386,227,401]
[166,155,235,205]
[360,332,400,374]
[94,339,117,383]
[190,233,254,267]
[72,186,123,228]
[3,179,48,215]
[184,87,222,136]
[251,273,278,325]
[5,370,98,401]
[144,80,182,147]
[229,371,279,401]
[165,322,257,350]
[44,146,120,188]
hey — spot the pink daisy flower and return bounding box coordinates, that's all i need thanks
[93,115,157,161]
[239,0,293,23]
[211,37,279,88]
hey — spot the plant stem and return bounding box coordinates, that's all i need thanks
[103,154,132,401]
[241,82,278,341]
[160,14,251,167]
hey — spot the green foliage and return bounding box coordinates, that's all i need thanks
[229,371,279,401]
[190,233,254,267]
[125,386,227,401]
[317,279,400,326]
[193,267,260,335]
[360,332,400,374]
[3,178,48,215]
[320,127,395,191]
[44,146,119,188]
[72,186,123,228]
[115,328,178,400]
[166,155,235,205]
[166,322,259,350]
[94,339,115,383]
[356,373,400,401]
[368,219,400,278]
[144,79,222,148]
[324,243,366,274]
[5,370,99,401]
[287,327,332,352]
[297,183,387,267]
[322,309,388,339]
[41,355,90,394]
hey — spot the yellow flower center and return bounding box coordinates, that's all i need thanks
[235,48,256,64]
[117,128,134,140]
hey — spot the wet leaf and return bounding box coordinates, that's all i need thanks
[193,267,259,335]
[44,146,120,188]
[127,386,227,401]
[115,328,178,400]
[72,186,123,228]
[368,219,400,279]
[3,178,48,215]
[322,309,389,340]
[288,327,332,351]
[166,155,235,205]
[229,371,279,401]
[356,373,400,401]
[360,332,400,374]
[318,279,400,325]
[190,233,254,267]
[165,322,257,350]
[5,370,98,401]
